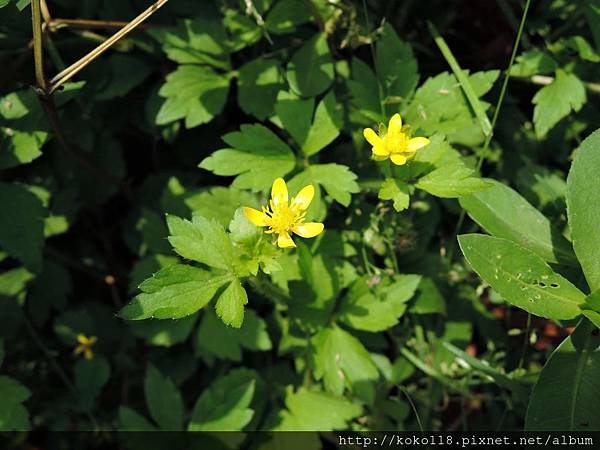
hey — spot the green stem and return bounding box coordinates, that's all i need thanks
[448,0,532,262]
[31,0,46,92]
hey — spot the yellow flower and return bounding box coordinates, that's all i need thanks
[74,334,97,360]
[363,113,430,165]
[243,178,324,248]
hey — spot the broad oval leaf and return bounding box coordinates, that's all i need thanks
[458,234,585,320]
[460,179,576,265]
[567,129,600,291]
[525,320,600,431]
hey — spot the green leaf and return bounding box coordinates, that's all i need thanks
[0,340,4,368]
[312,325,379,403]
[0,182,46,271]
[443,343,529,397]
[532,69,586,138]
[215,278,248,328]
[525,320,600,431]
[339,275,421,332]
[567,130,600,291]
[185,187,258,227]
[144,364,184,430]
[458,234,585,320]
[274,387,362,431]
[148,18,230,69]
[410,277,446,314]
[347,57,383,123]
[375,23,419,103]
[196,309,272,361]
[428,21,493,136]
[129,314,198,347]
[565,36,600,62]
[156,65,230,128]
[405,71,498,145]
[238,58,282,119]
[460,179,576,264]
[74,356,110,410]
[415,162,491,198]
[118,406,157,431]
[289,164,359,208]
[200,124,295,192]
[189,368,256,431]
[301,92,342,156]
[0,267,34,297]
[0,376,31,431]
[378,178,410,211]
[585,0,600,50]
[510,50,557,77]
[119,264,233,320]
[167,214,234,271]
[265,0,312,34]
[286,32,333,97]
[0,90,48,170]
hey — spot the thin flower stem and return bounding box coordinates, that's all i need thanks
[48,0,169,93]
[448,0,532,262]
[31,0,46,91]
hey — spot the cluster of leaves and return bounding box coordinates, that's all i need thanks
[1,0,600,442]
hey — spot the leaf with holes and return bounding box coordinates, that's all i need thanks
[458,234,585,320]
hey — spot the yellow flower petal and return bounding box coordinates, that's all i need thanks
[244,207,270,227]
[372,144,389,156]
[84,349,93,360]
[407,137,430,151]
[372,154,389,161]
[291,185,315,211]
[277,232,296,248]
[77,334,88,345]
[363,128,382,147]
[293,222,324,238]
[388,113,403,135]
[271,178,288,208]
[390,153,408,166]
[74,345,84,355]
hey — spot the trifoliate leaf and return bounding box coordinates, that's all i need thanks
[166,214,234,271]
[199,124,295,192]
[156,65,230,128]
[286,32,333,97]
[144,364,184,430]
[238,58,282,119]
[119,264,233,320]
[189,368,256,431]
[0,182,46,271]
[533,69,586,138]
[148,18,230,69]
[379,178,410,211]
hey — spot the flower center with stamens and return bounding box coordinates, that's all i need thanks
[269,205,301,235]
[384,131,409,154]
